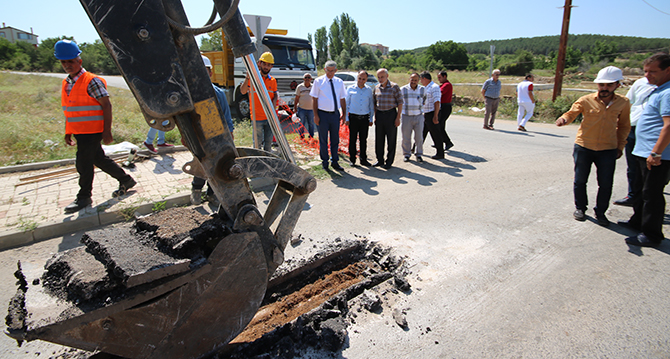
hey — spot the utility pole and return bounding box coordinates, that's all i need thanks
[553,0,573,101]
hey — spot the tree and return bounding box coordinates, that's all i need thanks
[200,29,223,52]
[588,40,618,63]
[329,18,342,60]
[425,41,468,70]
[338,49,351,69]
[314,27,328,68]
[499,49,534,76]
[338,13,359,57]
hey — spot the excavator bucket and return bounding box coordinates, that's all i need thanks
[7,211,268,359]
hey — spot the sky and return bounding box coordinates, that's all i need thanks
[3,0,669,51]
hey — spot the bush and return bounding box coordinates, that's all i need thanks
[535,95,582,123]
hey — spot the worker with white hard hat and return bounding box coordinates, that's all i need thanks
[188,54,235,207]
[556,65,631,227]
[239,51,278,152]
[55,39,136,214]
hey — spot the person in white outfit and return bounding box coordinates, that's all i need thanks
[516,74,535,131]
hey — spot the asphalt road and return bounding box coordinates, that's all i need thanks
[1,115,668,358]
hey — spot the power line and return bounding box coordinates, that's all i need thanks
[641,0,670,16]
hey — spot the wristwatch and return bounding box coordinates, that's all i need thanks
[651,152,662,158]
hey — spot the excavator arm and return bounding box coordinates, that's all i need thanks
[4,1,315,358]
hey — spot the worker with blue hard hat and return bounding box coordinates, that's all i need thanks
[54,39,136,214]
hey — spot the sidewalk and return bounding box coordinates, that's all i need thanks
[0,147,278,251]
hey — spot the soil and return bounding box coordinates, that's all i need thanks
[230,261,369,344]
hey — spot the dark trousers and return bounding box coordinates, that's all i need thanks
[439,103,453,147]
[422,111,443,157]
[317,110,340,165]
[624,126,640,199]
[629,156,670,242]
[572,144,617,215]
[192,177,214,196]
[74,133,131,200]
[375,109,398,166]
[348,114,370,163]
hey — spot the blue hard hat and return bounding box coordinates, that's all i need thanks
[54,40,82,60]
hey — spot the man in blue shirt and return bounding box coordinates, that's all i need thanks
[345,70,375,166]
[481,69,502,130]
[621,54,670,248]
[190,55,234,206]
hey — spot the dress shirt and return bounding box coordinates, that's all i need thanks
[424,81,441,113]
[633,80,670,159]
[626,77,657,126]
[310,75,346,112]
[346,84,374,122]
[400,84,425,116]
[482,78,501,98]
[65,68,108,99]
[561,92,631,151]
[374,81,403,111]
[440,81,453,104]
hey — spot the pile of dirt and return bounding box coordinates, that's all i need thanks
[221,240,411,359]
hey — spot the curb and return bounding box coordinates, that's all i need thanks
[0,146,189,174]
[0,176,277,252]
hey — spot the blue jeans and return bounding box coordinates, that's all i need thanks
[573,144,617,215]
[145,120,170,145]
[254,120,273,152]
[297,108,316,138]
[317,110,340,165]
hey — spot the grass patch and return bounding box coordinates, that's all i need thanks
[152,201,167,212]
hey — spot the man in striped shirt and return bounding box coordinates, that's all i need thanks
[420,72,444,159]
[373,68,403,169]
[400,73,426,162]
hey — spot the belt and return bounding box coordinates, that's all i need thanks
[318,109,336,114]
[485,96,499,100]
[350,113,369,117]
[377,108,396,113]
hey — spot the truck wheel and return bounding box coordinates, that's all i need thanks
[237,97,250,119]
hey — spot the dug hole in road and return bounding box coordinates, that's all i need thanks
[1,115,669,358]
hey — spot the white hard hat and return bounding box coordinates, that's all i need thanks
[201,55,212,68]
[594,66,623,83]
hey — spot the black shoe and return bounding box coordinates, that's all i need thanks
[617,220,641,231]
[625,233,661,248]
[445,143,454,151]
[64,197,92,214]
[613,196,634,207]
[112,178,136,197]
[382,163,392,169]
[331,162,344,171]
[573,209,586,221]
[372,161,382,167]
[417,156,423,163]
[403,156,410,162]
[431,155,444,160]
[360,159,372,166]
[595,213,610,227]
[322,163,329,170]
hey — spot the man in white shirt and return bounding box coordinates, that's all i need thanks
[613,76,657,207]
[516,74,535,132]
[311,60,347,171]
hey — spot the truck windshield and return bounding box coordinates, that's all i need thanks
[267,45,315,70]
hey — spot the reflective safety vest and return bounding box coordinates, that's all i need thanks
[61,72,106,135]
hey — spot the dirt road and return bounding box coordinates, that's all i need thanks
[1,115,668,358]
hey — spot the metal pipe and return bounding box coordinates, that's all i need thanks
[242,54,295,164]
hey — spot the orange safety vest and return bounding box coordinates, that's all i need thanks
[61,72,107,135]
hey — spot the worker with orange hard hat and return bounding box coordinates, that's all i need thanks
[239,51,278,152]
